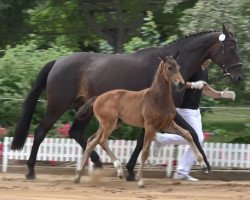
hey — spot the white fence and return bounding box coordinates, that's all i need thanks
[2,137,250,177]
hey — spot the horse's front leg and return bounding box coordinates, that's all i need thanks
[137,127,155,188]
[167,121,208,173]
[126,129,145,181]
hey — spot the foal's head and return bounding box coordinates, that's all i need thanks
[158,53,185,89]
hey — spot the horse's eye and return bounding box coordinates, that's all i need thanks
[168,66,172,71]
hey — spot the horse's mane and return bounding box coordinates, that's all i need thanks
[134,30,221,54]
[165,29,220,46]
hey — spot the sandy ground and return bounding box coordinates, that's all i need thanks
[1,171,250,200]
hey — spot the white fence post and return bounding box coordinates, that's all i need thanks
[2,137,250,175]
[2,137,10,173]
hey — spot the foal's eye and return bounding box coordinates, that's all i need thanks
[168,67,172,70]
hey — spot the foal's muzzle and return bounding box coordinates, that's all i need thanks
[174,82,185,90]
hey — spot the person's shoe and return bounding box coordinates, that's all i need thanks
[153,133,163,157]
[173,172,199,181]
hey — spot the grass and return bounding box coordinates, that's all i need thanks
[201,107,250,143]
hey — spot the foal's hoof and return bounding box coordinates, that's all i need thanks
[74,177,80,184]
[137,180,145,188]
[25,173,36,180]
[117,173,124,180]
[117,168,124,179]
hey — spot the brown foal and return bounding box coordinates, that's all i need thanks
[74,54,206,187]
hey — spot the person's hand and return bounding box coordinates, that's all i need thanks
[191,81,207,89]
[220,87,235,100]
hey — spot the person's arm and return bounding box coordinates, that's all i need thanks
[202,84,221,98]
[187,80,236,100]
[202,84,235,100]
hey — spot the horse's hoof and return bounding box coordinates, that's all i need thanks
[25,173,36,180]
[126,173,136,181]
[94,160,103,169]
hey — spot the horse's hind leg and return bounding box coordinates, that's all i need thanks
[69,118,102,168]
[26,113,62,179]
[70,97,102,168]
[74,128,102,183]
[168,121,207,172]
[126,129,144,181]
[174,112,210,172]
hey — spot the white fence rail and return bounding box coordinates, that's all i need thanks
[2,137,250,177]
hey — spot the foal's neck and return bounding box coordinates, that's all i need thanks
[150,65,173,105]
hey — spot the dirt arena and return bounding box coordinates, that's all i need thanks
[1,169,250,200]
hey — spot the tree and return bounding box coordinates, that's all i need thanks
[0,0,35,49]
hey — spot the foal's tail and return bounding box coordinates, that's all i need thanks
[76,97,97,120]
[10,60,56,150]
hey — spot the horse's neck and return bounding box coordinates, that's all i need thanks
[160,32,219,81]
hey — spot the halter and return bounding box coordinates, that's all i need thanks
[214,37,242,77]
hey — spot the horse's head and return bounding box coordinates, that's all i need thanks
[211,24,243,82]
[158,52,185,89]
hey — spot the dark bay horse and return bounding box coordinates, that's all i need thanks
[11,25,243,180]
[74,55,206,187]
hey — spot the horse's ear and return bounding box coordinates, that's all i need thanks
[222,24,229,37]
[173,51,179,60]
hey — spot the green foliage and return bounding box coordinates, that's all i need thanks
[0,41,72,133]
[202,108,250,143]
[0,0,35,48]
[230,135,250,144]
[123,11,161,53]
[178,0,250,105]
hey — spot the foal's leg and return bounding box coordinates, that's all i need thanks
[137,127,155,187]
[99,139,124,179]
[167,121,207,172]
[74,128,102,183]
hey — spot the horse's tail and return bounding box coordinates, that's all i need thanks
[76,97,97,120]
[10,60,56,150]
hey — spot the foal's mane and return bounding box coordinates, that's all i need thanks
[150,60,169,89]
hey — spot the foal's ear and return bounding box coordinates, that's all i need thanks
[172,51,179,60]
[157,51,166,61]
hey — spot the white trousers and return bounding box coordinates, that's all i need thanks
[156,108,204,176]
